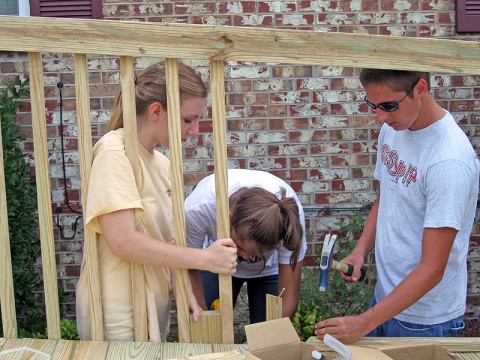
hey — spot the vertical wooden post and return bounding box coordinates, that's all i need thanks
[0,114,18,339]
[120,56,148,342]
[211,59,234,344]
[28,52,61,340]
[74,53,104,340]
[165,58,191,343]
[266,294,282,321]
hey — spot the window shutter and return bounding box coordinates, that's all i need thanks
[30,0,103,19]
[456,0,480,32]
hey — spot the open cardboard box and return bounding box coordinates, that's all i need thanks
[244,318,461,360]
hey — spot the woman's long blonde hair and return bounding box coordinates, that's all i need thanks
[108,62,207,131]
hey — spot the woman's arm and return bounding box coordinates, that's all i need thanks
[278,260,303,318]
[99,208,237,274]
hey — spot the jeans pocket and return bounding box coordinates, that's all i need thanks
[443,320,465,337]
[394,319,431,337]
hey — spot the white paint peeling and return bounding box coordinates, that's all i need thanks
[226,107,246,118]
[393,0,411,11]
[349,0,362,12]
[88,58,118,71]
[282,14,308,26]
[242,15,268,25]
[406,12,434,24]
[227,1,244,14]
[229,67,269,79]
[300,130,314,142]
[326,14,354,25]
[276,91,301,103]
[320,67,344,76]
[202,15,229,25]
[302,181,329,192]
[138,3,164,14]
[370,13,395,24]
[303,0,336,12]
[255,79,289,91]
[266,1,294,12]
[386,25,408,36]
[301,78,329,90]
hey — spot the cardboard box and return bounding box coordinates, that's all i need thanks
[244,317,318,360]
[245,318,462,360]
[380,344,462,360]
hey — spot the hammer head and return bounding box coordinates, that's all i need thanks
[317,234,337,292]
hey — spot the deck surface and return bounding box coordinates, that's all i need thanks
[0,337,479,359]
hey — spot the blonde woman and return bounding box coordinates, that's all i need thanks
[76,62,237,342]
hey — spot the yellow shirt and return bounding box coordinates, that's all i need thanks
[76,128,173,342]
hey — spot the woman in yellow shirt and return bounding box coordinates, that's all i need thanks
[76,62,238,342]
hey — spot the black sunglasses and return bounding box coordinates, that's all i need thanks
[364,79,419,112]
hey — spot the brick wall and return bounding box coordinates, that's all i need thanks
[1,0,479,336]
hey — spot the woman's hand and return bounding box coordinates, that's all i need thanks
[188,283,203,321]
[204,238,237,274]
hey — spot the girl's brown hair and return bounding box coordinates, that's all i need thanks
[108,62,207,131]
[230,186,303,270]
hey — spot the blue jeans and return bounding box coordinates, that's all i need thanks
[367,296,465,337]
[200,270,278,324]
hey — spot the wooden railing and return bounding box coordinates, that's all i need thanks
[0,15,479,344]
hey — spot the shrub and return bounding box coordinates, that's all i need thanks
[292,214,376,341]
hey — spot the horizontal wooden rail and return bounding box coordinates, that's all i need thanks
[0,16,479,74]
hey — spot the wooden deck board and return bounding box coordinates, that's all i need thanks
[1,338,479,359]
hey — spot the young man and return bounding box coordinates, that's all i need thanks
[315,69,479,343]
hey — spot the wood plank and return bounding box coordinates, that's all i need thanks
[52,340,109,360]
[0,338,57,359]
[165,58,191,343]
[265,294,282,321]
[28,52,61,340]
[160,343,214,359]
[74,53,104,341]
[171,350,248,360]
[190,311,221,344]
[105,341,161,360]
[210,59,234,344]
[120,56,148,342]
[0,112,17,338]
[306,336,480,353]
[0,16,479,74]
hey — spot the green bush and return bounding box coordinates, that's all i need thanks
[292,214,376,341]
[0,76,78,339]
[0,76,46,337]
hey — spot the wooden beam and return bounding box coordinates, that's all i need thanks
[74,53,104,341]
[189,311,221,344]
[165,58,191,343]
[0,112,18,339]
[0,16,479,74]
[211,60,234,344]
[266,294,282,322]
[120,56,148,342]
[28,52,61,340]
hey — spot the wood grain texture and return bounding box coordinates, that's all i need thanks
[74,53,104,341]
[53,339,109,360]
[0,16,479,74]
[211,60,234,344]
[0,114,17,339]
[190,311,221,344]
[265,294,282,321]
[120,56,148,342]
[165,58,191,343]
[306,336,480,353]
[28,52,61,340]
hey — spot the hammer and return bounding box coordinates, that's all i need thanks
[317,234,366,292]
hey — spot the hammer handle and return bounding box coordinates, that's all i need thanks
[332,260,366,281]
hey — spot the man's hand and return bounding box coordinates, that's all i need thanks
[315,315,368,344]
